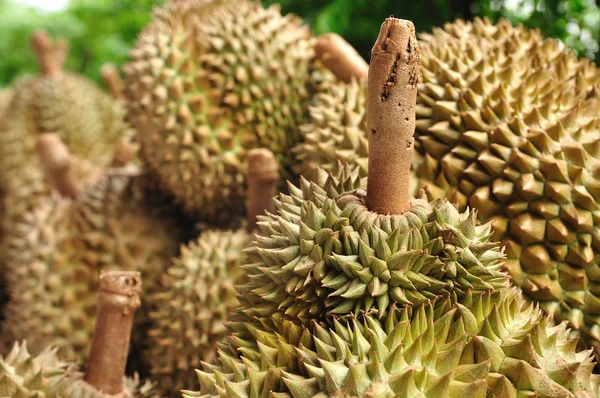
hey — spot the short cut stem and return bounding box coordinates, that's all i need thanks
[84,271,142,395]
[101,63,125,101]
[246,149,279,233]
[36,133,83,199]
[315,33,369,82]
[365,18,421,215]
[31,30,60,76]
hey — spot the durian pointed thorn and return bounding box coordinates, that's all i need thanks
[35,133,83,199]
[315,33,369,82]
[101,63,125,100]
[365,18,421,215]
[111,138,140,167]
[246,148,279,233]
[85,271,142,396]
[31,30,60,76]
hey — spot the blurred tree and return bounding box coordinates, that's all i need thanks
[0,0,164,87]
[0,0,598,88]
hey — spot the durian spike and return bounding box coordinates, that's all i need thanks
[101,63,125,101]
[30,30,60,76]
[365,18,421,215]
[36,133,83,199]
[111,138,140,167]
[84,271,142,396]
[246,148,279,233]
[315,33,369,82]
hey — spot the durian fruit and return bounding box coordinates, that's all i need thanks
[183,19,600,397]
[412,18,600,353]
[0,88,12,117]
[123,0,334,223]
[188,288,600,398]
[293,79,368,181]
[0,135,191,362]
[0,31,131,222]
[0,271,157,397]
[147,148,279,396]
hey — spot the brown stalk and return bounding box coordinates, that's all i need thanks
[84,271,142,396]
[365,18,421,215]
[36,133,83,199]
[315,33,369,82]
[101,63,125,101]
[246,149,279,233]
[31,30,60,76]
[111,138,140,167]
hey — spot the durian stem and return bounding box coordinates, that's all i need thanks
[36,133,83,199]
[246,149,279,233]
[101,63,125,100]
[315,33,369,82]
[53,38,69,73]
[85,271,141,396]
[111,138,140,167]
[31,30,61,76]
[365,18,421,215]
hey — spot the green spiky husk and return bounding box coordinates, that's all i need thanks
[293,79,368,181]
[124,0,333,223]
[148,227,250,395]
[184,288,600,397]
[0,341,157,397]
[237,165,507,326]
[412,17,600,353]
[0,169,191,363]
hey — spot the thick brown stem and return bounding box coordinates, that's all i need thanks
[31,30,60,76]
[101,63,125,101]
[54,38,70,72]
[111,138,140,167]
[36,133,83,199]
[85,271,142,396]
[365,18,421,215]
[246,149,279,233]
[315,33,369,82]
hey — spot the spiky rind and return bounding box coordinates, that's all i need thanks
[0,170,190,362]
[124,0,331,222]
[413,17,600,352]
[184,289,600,397]
[0,341,157,397]
[238,165,507,325]
[293,80,368,181]
[148,227,251,395]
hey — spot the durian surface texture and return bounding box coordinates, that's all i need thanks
[0,72,129,208]
[148,226,251,395]
[123,0,332,223]
[182,166,600,397]
[0,168,190,363]
[413,17,600,353]
[0,341,156,397]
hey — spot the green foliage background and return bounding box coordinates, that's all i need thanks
[0,0,598,88]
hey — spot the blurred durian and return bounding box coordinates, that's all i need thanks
[0,31,134,239]
[0,271,157,397]
[148,148,279,396]
[0,134,192,364]
[123,0,334,224]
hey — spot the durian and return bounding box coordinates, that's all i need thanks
[123,0,333,223]
[0,271,156,397]
[147,148,279,395]
[0,31,131,225]
[183,19,600,397]
[411,18,600,353]
[0,136,191,362]
[293,79,368,181]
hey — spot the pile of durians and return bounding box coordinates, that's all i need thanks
[0,0,600,397]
